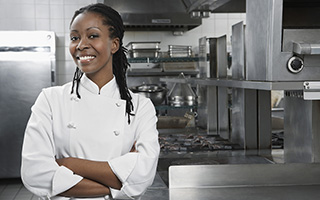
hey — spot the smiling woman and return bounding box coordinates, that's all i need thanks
[20,3,160,200]
[69,12,117,87]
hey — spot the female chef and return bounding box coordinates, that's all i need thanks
[21,3,160,200]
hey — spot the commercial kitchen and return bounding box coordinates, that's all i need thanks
[1,0,320,199]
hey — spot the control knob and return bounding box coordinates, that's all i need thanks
[287,56,304,73]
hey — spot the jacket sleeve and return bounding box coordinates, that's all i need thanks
[108,97,160,199]
[21,90,83,199]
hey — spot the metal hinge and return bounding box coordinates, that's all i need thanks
[303,81,320,100]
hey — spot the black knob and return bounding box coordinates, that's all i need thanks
[291,59,303,71]
[287,56,304,73]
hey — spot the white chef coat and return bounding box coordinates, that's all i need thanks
[21,75,160,200]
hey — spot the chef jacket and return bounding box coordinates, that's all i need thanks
[21,75,160,200]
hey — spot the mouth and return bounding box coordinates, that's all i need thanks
[77,55,96,62]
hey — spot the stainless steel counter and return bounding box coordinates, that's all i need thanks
[169,185,320,200]
[167,163,320,200]
[144,163,320,200]
[160,77,305,90]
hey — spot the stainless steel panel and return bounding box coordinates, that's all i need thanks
[206,86,218,135]
[0,59,52,178]
[169,186,320,200]
[169,163,320,188]
[231,89,258,149]
[0,31,55,178]
[258,90,272,150]
[284,92,320,163]
[231,21,245,80]
[246,0,320,81]
[104,0,202,31]
[215,36,229,139]
[198,37,208,78]
[161,77,305,90]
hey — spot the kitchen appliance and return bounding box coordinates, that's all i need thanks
[130,83,167,105]
[104,0,202,31]
[0,31,56,178]
[167,73,197,107]
[232,0,320,161]
[246,0,320,81]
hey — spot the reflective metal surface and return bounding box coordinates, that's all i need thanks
[160,77,305,91]
[104,0,202,31]
[169,163,320,188]
[284,93,320,163]
[246,0,320,81]
[0,31,55,178]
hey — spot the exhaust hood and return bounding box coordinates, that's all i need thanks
[103,0,202,31]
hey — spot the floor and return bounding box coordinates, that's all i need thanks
[0,179,37,200]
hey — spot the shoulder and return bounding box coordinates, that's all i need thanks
[41,82,72,98]
[130,90,154,108]
[129,90,156,116]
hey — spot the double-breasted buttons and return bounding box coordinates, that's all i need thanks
[114,130,120,136]
[67,122,76,129]
[116,102,121,107]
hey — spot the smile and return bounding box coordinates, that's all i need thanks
[77,55,96,61]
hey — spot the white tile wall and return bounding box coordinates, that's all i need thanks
[0,1,245,86]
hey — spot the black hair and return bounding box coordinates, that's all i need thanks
[70,3,134,123]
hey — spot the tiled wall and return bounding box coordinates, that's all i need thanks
[0,0,245,86]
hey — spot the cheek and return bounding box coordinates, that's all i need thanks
[69,43,77,56]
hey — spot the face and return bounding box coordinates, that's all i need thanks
[69,12,119,85]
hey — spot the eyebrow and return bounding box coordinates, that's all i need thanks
[70,27,102,32]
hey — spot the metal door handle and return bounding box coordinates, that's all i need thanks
[293,42,320,55]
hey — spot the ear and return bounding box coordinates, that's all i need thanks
[111,37,120,54]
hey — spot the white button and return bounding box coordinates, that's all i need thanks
[114,130,120,136]
[67,122,76,129]
[116,102,121,107]
[70,96,79,102]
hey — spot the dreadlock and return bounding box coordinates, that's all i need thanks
[69,3,134,123]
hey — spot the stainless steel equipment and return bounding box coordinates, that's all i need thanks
[197,36,229,138]
[168,73,196,107]
[168,45,192,58]
[235,0,320,159]
[168,163,320,200]
[246,0,320,81]
[0,31,56,178]
[130,83,167,105]
[126,42,160,58]
[104,0,202,31]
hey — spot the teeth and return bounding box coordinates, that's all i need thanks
[79,56,95,60]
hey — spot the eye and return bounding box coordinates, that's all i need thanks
[70,36,79,41]
[89,34,99,39]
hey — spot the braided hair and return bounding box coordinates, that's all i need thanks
[70,3,134,123]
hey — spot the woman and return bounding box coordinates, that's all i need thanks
[21,3,159,200]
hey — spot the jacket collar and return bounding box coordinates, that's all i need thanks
[80,74,120,99]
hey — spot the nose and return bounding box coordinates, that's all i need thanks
[76,38,89,50]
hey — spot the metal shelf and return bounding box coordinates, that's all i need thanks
[160,77,305,91]
[155,104,197,110]
[128,57,200,63]
[127,69,199,76]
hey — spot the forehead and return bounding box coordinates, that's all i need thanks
[70,12,107,30]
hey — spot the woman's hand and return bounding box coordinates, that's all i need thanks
[130,141,137,152]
